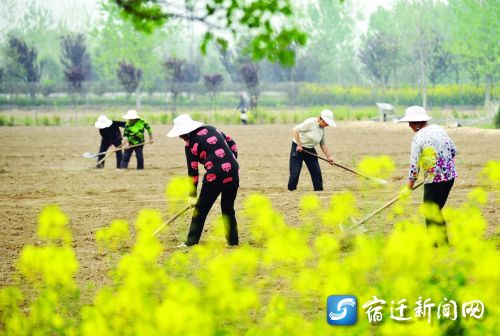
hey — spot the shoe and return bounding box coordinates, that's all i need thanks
[176,242,188,248]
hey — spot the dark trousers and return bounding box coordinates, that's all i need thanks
[97,138,122,168]
[121,145,144,169]
[186,181,239,246]
[423,179,454,243]
[288,142,323,191]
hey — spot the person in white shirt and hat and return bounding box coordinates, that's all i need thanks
[399,105,457,245]
[121,109,153,169]
[167,114,240,247]
[288,109,336,191]
[94,115,126,168]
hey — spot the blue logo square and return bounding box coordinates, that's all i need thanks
[327,295,357,325]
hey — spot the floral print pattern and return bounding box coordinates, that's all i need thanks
[184,126,239,195]
[409,124,457,184]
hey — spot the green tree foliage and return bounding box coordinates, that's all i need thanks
[203,73,224,95]
[163,58,200,113]
[426,31,454,87]
[299,0,358,83]
[111,0,308,66]
[8,3,64,82]
[203,73,224,118]
[116,60,143,99]
[60,34,92,91]
[359,31,398,86]
[240,62,260,109]
[91,2,164,92]
[6,36,41,99]
[494,106,500,129]
[448,0,500,106]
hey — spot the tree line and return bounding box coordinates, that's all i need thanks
[0,0,497,108]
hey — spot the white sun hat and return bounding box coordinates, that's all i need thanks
[122,109,141,120]
[167,114,204,137]
[320,109,336,127]
[398,106,432,122]
[94,115,113,129]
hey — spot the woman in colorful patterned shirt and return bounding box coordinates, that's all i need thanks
[121,110,153,169]
[167,114,239,247]
[399,106,457,244]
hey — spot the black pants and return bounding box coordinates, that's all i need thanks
[121,145,144,169]
[423,179,454,243]
[288,142,323,191]
[97,138,122,168]
[186,181,239,246]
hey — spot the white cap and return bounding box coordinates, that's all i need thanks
[94,115,112,129]
[167,114,204,137]
[320,109,336,127]
[122,109,141,120]
[398,106,431,122]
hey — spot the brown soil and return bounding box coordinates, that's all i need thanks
[0,122,498,288]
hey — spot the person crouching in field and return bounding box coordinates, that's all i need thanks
[94,115,125,168]
[399,106,457,245]
[167,114,240,247]
[121,110,154,169]
[288,109,336,191]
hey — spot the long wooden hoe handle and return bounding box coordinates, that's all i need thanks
[302,149,387,184]
[349,181,424,230]
[94,142,147,168]
[152,205,191,237]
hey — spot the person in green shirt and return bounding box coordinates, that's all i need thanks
[120,110,153,169]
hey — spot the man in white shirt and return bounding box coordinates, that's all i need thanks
[288,109,336,191]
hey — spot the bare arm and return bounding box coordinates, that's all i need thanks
[293,129,303,152]
[320,143,334,165]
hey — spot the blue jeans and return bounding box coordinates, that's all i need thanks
[121,145,144,169]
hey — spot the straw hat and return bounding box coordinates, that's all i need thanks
[94,115,112,129]
[398,106,431,122]
[167,114,204,137]
[122,109,141,120]
[320,109,336,127]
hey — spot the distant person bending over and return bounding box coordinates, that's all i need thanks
[94,115,125,168]
[288,109,336,191]
[121,109,153,169]
[167,114,240,247]
[399,106,457,245]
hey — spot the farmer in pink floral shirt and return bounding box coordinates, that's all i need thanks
[399,106,457,244]
[167,114,239,247]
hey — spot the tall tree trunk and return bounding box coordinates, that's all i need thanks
[418,43,427,108]
[484,74,491,108]
[135,86,141,109]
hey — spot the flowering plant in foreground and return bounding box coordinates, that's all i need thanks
[0,160,498,335]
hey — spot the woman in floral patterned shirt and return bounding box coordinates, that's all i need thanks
[167,114,239,247]
[399,106,457,244]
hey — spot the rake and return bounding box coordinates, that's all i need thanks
[152,205,192,237]
[302,149,388,185]
[347,181,424,231]
[93,142,148,168]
